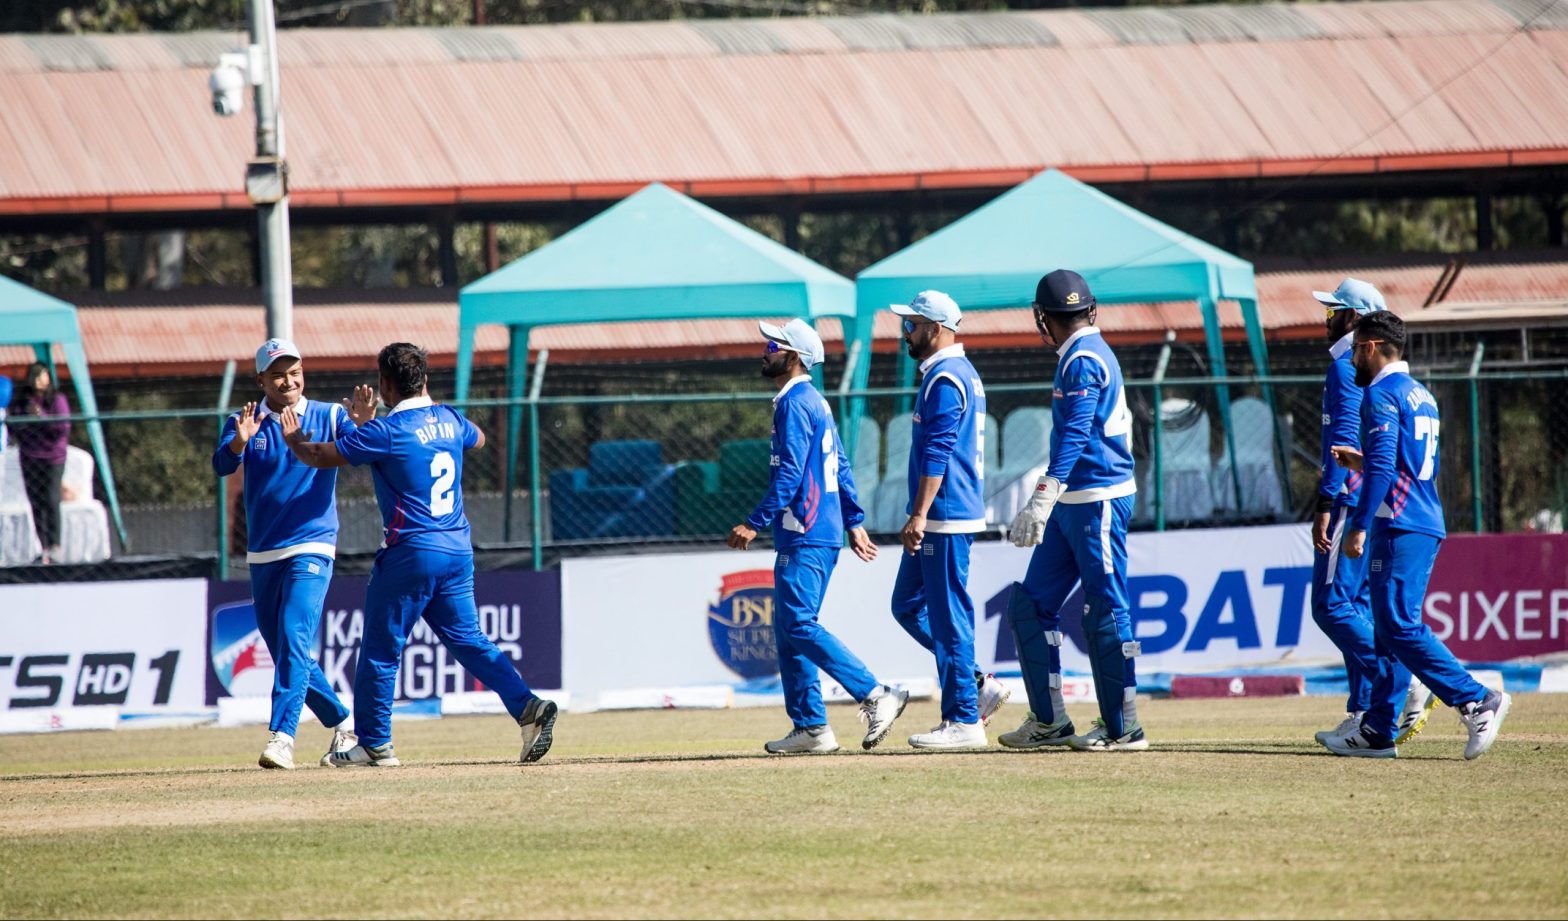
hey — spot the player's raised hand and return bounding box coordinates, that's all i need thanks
[234,402,261,444]
[279,405,305,445]
[848,526,878,562]
[1330,445,1363,471]
[345,384,378,425]
[900,513,925,555]
[727,523,757,550]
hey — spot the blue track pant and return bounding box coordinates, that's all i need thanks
[1363,528,1488,739]
[773,545,879,729]
[1015,496,1137,736]
[250,554,349,737]
[1311,504,1378,713]
[355,545,537,747]
[891,532,979,724]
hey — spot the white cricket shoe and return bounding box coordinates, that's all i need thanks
[518,697,559,764]
[909,720,989,750]
[1395,679,1439,744]
[258,731,295,770]
[1322,725,1397,759]
[1315,712,1364,748]
[976,673,1012,726]
[858,685,909,750]
[328,742,400,767]
[1068,718,1150,752]
[319,723,358,767]
[765,725,840,754]
[1459,689,1511,761]
[998,711,1076,750]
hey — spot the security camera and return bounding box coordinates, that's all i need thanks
[209,52,250,117]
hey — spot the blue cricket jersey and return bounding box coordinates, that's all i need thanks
[1350,362,1445,539]
[335,395,481,555]
[1047,327,1136,503]
[213,398,351,563]
[908,344,986,533]
[1319,333,1364,508]
[745,375,865,550]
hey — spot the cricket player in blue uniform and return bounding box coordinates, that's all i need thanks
[1004,270,1146,752]
[726,319,910,754]
[212,339,364,770]
[1309,280,1438,749]
[282,342,557,766]
[1327,312,1511,759]
[889,291,1010,750]
[1308,279,1385,747]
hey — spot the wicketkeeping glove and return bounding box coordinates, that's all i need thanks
[1008,476,1064,548]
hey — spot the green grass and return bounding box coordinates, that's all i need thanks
[3,695,1567,919]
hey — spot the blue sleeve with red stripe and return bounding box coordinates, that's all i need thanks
[746,399,811,531]
[336,417,394,466]
[835,428,865,530]
[1350,388,1400,532]
[1319,359,1362,501]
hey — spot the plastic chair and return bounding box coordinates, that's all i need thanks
[1149,398,1215,522]
[1211,397,1285,518]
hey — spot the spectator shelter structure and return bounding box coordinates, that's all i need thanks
[849,168,1282,511]
[455,182,856,564]
[0,276,127,548]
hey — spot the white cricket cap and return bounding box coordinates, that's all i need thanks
[758,319,824,370]
[1313,278,1387,315]
[255,338,302,374]
[890,290,962,331]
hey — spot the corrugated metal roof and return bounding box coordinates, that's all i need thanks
[1,0,1566,213]
[9,255,1557,376]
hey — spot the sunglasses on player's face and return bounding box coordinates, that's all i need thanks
[902,317,927,335]
[766,340,781,354]
[1352,338,1385,353]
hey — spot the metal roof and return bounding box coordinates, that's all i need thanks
[6,253,1561,377]
[2,0,1567,216]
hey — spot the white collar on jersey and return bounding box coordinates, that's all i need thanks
[773,374,812,404]
[1329,331,1355,360]
[256,397,309,419]
[918,343,966,374]
[1055,325,1102,357]
[1370,360,1409,387]
[389,394,435,415]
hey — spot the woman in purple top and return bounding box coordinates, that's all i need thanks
[10,362,70,564]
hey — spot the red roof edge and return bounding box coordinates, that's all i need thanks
[5,150,1567,217]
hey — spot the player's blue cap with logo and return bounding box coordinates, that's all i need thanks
[1033,269,1096,313]
[890,290,962,331]
[1313,278,1386,314]
[255,338,302,374]
[758,319,824,369]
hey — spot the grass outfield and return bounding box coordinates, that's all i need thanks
[3,695,1566,919]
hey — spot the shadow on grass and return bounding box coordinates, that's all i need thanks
[6,739,1466,782]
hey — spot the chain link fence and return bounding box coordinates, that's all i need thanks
[2,364,1563,582]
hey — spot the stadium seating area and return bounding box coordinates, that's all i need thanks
[548,400,1289,542]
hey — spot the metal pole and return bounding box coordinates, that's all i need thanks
[215,359,237,579]
[1151,331,1175,532]
[1468,341,1486,533]
[528,350,550,571]
[249,0,293,341]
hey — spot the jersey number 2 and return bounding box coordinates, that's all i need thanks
[430,451,456,515]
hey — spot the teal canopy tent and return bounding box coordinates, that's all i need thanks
[0,275,127,548]
[456,182,855,546]
[851,168,1283,510]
